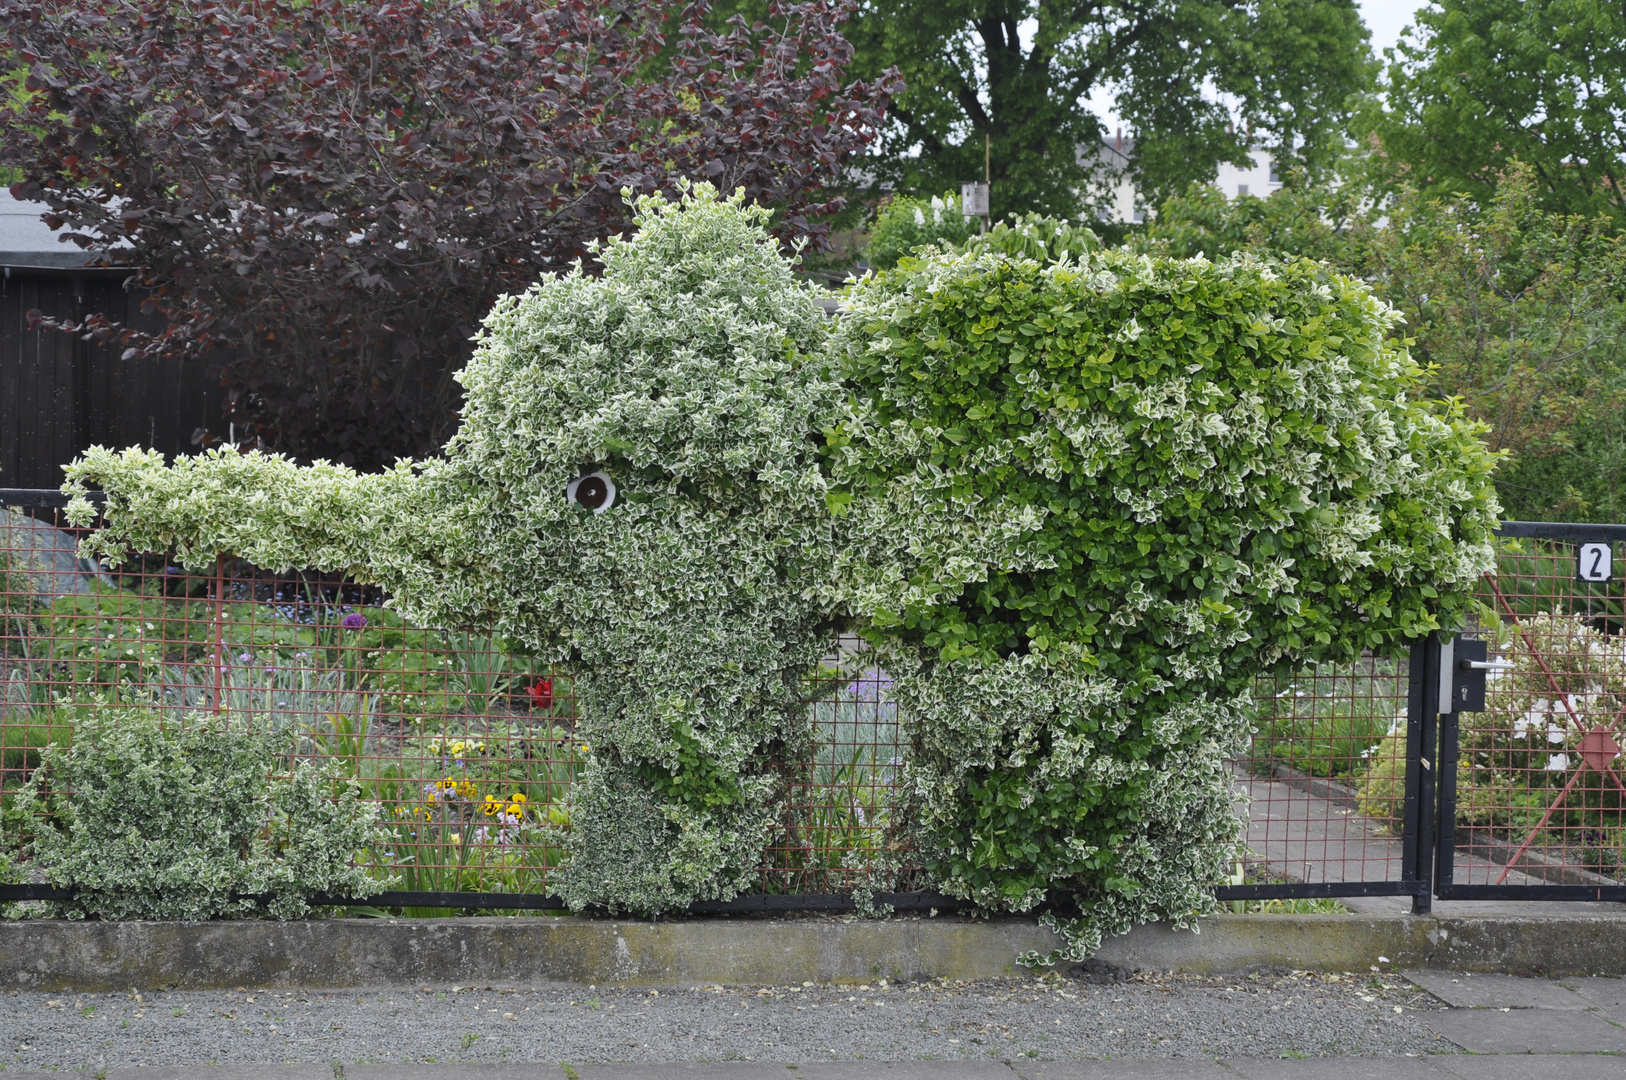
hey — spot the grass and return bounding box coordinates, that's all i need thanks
[1224,898,1350,915]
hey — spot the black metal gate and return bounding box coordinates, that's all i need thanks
[1434,522,1626,903]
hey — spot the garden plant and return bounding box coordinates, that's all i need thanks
[17,707,384,920]
[54,184,1500,957]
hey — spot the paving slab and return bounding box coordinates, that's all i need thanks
[1402,972,1591,1009]
[1422,1008,1626,1053]
[348,1067,565,1080]
[1558,976,1626,1007]
[1,1072,333,1080]
[796,1065,1022,1080]
[563,1067,777,1080]
[1222,1058,1449,1080]
[1427,1055,1626,1080]
[102,1070,335,1080]
[1013,1059,1238,1079]
[573,1067,1019,1080]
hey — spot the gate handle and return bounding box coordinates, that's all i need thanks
[1462,659,1514,672]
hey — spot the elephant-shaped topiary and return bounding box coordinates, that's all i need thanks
[64,184,1501,952]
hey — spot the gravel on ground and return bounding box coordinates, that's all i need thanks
[0,969,1454,1072]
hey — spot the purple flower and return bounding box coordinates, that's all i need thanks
[341,613,368,630]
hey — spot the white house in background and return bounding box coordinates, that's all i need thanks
[1087,132,1283,224]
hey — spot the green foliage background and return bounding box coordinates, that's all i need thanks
[1142,166,1626,522]
[1360,0,1626,225]
[838,0,1372,219]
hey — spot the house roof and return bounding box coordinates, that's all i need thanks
[0,190,101,269]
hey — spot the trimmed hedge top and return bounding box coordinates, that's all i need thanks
[825,245,1502,685]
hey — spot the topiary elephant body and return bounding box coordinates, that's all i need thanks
[821,246,1500,955]
[65,186,1500,950]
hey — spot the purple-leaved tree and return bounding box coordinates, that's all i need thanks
[0,0,895,467]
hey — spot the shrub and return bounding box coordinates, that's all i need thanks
[66,183,843,915]
[967,214,1101,265]
[64,188,1504,955]
[863,192,980,270]
[1142,167,1626,522]
[20,707,386,920]
[824,244,1502,960]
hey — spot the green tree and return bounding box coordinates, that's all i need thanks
[1366,0,1626,223]
[1144,166,1626,522]
[1137,174,1373,266]
[845,0,1373,219]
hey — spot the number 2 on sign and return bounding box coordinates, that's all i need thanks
[1577,542,1614,583]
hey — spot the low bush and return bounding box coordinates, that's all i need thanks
[20,708,387,920]
[863,191,980,270]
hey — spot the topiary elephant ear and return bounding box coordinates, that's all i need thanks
[823,244,1502,960]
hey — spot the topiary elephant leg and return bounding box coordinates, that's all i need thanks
[557,754,779,914]
[555,643,820,914]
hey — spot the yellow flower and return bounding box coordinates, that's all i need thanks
[449,833,462,845]
[482,795,504,818]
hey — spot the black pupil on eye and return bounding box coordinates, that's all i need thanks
[576,476,608,509]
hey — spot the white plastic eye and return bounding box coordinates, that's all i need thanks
[566,470,616,513]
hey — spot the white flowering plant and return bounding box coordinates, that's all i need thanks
[823,244,1502,960]
[863,191,980,270]
[1461,613,1626,842]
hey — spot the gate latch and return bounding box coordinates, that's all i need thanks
[1441,637,1503,714]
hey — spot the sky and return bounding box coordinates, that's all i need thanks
[1361,0,1427,56]
[1087,0,1431,135]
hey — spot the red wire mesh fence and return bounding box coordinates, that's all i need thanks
[6,496,1616,906]
[1441,533,1626,892]
[1237,653,1415,893]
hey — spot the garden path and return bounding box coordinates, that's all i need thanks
[1234,772,1621,915]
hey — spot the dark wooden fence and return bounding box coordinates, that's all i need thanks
[0,267,223,489]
